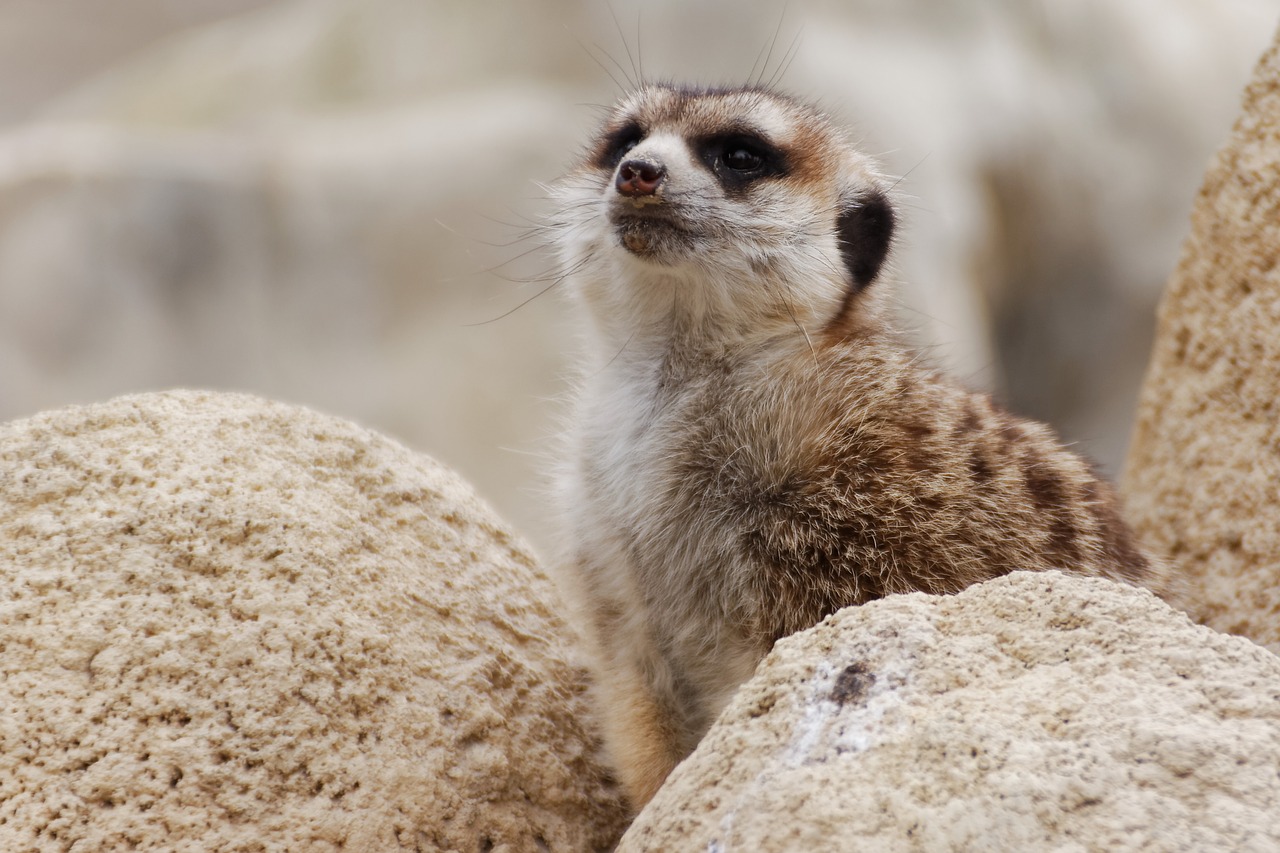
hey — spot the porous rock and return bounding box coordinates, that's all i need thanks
[620,571,1280,852]
[1123,23,1280,648]
[0,390,627,852]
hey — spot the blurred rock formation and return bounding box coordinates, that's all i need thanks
[0,0,1273,551]
[1124,24,1280,650]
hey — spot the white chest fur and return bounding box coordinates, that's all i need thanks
[561,349,764,737]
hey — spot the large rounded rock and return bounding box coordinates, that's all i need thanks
[621,571,1280,851]
[1123,23,1280,648]
[0,391,627,851]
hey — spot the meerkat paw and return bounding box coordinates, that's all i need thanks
[600,670,686,812]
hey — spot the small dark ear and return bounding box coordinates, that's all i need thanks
[836,188,895,293]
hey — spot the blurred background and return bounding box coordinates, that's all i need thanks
[0,0,1274,555]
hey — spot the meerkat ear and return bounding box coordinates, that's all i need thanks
[836,188,895,293]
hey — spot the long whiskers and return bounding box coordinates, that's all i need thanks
[751,2,792,88]
[464,252,596,327]
[605,0,641,87]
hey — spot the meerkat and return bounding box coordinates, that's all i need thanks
[547,83,1167,811]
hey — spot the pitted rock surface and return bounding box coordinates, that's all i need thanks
[0,390,627,852]
[621,572,1280,852]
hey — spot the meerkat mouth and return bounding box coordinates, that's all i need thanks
[610,209,697,259]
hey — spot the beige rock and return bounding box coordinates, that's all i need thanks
[0,391,627,852]
[1123,25,1280,649]
[620,571,1280,852]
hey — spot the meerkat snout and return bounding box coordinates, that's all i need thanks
[616,158,665,197]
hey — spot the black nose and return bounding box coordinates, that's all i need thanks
[616,158,665,197]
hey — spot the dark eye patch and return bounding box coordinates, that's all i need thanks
[595,121,646,170]
[696,130,788,192]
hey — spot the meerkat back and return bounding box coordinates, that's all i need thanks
[548,83,1167,811]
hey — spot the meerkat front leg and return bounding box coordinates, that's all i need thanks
[593,644,687,811]
[574,572,689,810]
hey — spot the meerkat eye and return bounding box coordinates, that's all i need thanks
[598,122,646,170]
[723,146,764,172]
[700,132,784,188]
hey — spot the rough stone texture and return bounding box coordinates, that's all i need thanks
[1123,24,1280,649]
[0,391,627,852]
[620,571,1280,852]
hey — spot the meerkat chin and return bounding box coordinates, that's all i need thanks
[546,82,1170,811]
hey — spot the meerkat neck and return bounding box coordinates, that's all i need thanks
[582,305,809,380]
[579,265,845,367]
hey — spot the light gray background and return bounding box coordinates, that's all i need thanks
[0,0,1272,554]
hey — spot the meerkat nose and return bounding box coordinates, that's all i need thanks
[616,158,666,198]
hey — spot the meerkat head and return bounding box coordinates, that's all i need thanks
[553,83,895,345]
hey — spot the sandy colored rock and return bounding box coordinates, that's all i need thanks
[1123,24,1280,648]
[621,571,1280,852]
[0,391,627,852]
